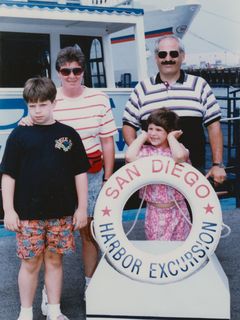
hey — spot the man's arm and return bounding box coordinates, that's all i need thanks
[73,172,88,230]
[1,174,20,232]
[206,121,226,183]
[122,125,137,146]
[100,136,115,181]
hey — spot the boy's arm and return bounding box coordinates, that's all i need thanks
[73,172,88,230]
[1,174,20,232]
[125,131,148,163]
[167,130,189,163]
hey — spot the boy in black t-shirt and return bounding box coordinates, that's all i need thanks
[0,77,90,320]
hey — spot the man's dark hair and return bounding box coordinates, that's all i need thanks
[55,46,86,71]
[147,108,179,133]
[23,77,57,103]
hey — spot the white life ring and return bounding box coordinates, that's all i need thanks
[93,156,222,284]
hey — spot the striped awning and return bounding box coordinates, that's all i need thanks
[0,0,144,16]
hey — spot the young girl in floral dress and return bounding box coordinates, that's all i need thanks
[125,108,191,241]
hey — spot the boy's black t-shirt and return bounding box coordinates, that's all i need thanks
[0,121,90,220]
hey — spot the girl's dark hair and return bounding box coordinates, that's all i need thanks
[55,46,86,71]
[147,108,179,133]
[23,77,57,103]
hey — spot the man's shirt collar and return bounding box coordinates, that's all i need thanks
[155,70,185,84]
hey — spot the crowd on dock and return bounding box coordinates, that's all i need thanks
[187,67,240,87]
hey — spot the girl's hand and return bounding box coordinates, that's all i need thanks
[168,130,183,140]
[141,130,149,142]
[18,116,34,126]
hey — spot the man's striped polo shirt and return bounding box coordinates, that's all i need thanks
[123,71,221,168]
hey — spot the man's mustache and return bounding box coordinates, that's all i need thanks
[161,61,176,65]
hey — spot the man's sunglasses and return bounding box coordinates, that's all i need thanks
[157,50,180,59]
[59,67,83,76]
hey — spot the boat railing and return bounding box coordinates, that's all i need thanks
[7,0,133,6]
[80,0,133,7]
[207,87,240,206]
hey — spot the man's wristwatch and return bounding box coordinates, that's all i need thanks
[212,162,225,168]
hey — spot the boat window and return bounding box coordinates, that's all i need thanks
[90,39,102,59]
[0,32,50,88]
[89,39,106,88]
[91,62,98,75]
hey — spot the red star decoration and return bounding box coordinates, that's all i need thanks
[102,206,111,216]
[204,203,214,214]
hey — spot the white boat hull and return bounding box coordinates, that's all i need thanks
[111,4,200,81]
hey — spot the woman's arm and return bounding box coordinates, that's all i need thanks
[100,136,115,181]
[125,131,148,163]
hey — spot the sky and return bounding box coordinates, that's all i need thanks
[183,0,240,66]
[135,0,240,67]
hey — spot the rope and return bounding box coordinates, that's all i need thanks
[125,186,146,236]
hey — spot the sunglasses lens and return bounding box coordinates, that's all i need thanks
[170,51,179,58]
[60,68,71,76]
[60,67,82,76]
[158,51,167,59]
[72,68,82,76]
[158,51,180,59]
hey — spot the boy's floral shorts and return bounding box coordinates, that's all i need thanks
[16,216,75,259]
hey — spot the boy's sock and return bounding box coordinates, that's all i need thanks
[41,285,48,316]
[48,303,61,319]
[85,276,91,287]
[18,306,33,320]
[43,285,48,297]
[84,276,91,300]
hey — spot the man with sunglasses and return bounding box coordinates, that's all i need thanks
[122,35,226,184]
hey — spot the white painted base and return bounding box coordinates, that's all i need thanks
[86,241,230,320]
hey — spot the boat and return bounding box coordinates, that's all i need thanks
[110,0,200,83]
[0,0,200,160]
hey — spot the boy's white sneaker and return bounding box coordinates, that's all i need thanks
[46,314,69,320]
[41,287,48,316]
[83,283,88,301]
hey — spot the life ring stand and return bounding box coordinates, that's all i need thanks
[93,155,222,284]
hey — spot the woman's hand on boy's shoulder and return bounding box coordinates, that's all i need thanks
[73,209,88,230]
[18,116,34,126]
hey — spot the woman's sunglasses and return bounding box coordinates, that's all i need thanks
[59,67,83,76]
[157,50,180,59]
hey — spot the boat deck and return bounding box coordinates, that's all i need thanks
[0,200,239,320]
